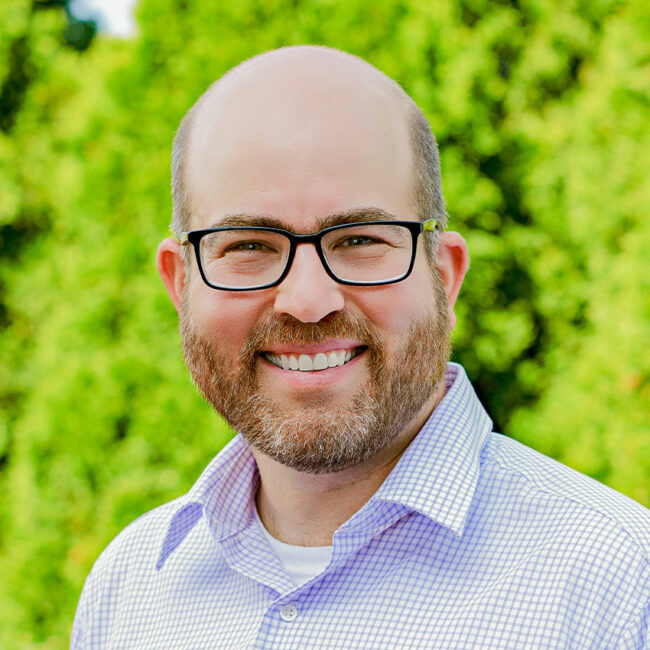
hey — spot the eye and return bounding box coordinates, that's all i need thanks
[336,235,383,248]
[223,240,276,254]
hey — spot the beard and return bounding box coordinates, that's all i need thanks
[180,276,451,474]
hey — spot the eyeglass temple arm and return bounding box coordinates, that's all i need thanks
[423,219,440,232]
[180,233,189,245]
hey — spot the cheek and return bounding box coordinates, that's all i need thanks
[352,275,436,339]
[188,280,266,348]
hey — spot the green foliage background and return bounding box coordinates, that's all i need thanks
[1,0,648,646]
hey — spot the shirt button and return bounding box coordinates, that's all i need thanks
[280,603,298,621]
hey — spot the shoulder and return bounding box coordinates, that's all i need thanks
[75,497,188,612]
[477,433,649,646]
[482,432,650,557]
[71,497,190,647]
[95,496,187,569]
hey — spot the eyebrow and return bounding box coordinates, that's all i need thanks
[207,207,400,233]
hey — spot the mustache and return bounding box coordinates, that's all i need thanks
[241,312,382,359]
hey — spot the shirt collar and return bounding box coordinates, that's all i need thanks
[157,362,491,569]
[370,363,492,537]
[156,435,258,569]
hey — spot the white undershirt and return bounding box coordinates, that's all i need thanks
[253,507,333,587]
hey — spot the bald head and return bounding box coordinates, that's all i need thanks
[171,46,446,258]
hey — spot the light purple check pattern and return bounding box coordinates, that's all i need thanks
[71,364,650,648]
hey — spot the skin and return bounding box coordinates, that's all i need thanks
[158,47,469,546]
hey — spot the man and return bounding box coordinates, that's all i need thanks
[71,46,649,648]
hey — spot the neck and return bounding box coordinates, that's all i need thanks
[253,383,445,546]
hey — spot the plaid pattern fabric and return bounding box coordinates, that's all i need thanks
[71,363,650,649]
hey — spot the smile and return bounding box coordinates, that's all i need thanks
[262,347,365,372]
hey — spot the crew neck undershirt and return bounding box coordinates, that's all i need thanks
[253,507,333,587]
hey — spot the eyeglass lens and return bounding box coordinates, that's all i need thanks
[198,223,414,288]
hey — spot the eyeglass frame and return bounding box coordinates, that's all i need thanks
[180,218,440,291]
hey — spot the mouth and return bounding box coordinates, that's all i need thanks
[261,346,366,372]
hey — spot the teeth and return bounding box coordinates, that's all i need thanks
[313,353,328,370]
[265,348,361,372]
[298,354,313,371]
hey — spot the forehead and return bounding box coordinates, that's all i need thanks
[185,55,416,232]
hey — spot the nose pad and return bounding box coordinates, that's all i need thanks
[273,243,345,322]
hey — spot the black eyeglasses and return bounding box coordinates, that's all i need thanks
[181,219,439,291]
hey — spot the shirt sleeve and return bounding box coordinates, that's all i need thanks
[70,573,92,649]
[616,597,649,649]
[70,563,106,650]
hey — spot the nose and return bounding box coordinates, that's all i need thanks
[273,243,345,322]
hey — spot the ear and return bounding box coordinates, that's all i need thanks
[157,238,186,314]
[434,231,469,330]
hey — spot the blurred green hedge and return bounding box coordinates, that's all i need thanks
[1,0,648,646]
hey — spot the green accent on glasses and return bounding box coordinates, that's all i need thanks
[181,218,439,291]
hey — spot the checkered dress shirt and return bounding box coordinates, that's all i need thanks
[71,363,650,648]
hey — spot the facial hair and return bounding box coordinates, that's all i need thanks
[180,277,451,474]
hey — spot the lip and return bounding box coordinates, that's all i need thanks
[262,339,363,355]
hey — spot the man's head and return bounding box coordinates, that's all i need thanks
[171,47,447,263]
[158,46,468,474]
